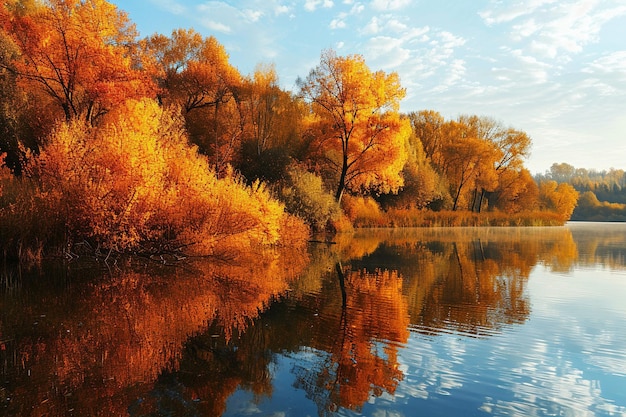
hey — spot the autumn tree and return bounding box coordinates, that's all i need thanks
[454,115,532,212]
[298,50,410,202]
[408,110,446,167]
[489,168,539,213]
[243,63,282,155]
[236,64,305,183]
[143,29,242,174]
[377,130,446,210]
[548,162,576,183]
[538,180,579,221]
[408,112,533,212]
[0,28,29,173]
[26,98,306,255]
[0,0,153,124]
[435,120,500,211]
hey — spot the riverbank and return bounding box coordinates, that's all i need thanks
[348,208,566,228]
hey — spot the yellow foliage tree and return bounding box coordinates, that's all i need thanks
[538,180,579,221]
[298,49,410,202]
[29,98,307,255]
[143,29,242,174]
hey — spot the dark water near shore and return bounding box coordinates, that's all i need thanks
[1,222,625,416]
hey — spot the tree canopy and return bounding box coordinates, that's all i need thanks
[298,50,411,202]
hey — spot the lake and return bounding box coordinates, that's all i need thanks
[1,222,625,416]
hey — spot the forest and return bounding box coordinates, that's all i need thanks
[0,0,584,261]
[536,163,626,222]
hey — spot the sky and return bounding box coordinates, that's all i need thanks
[111,0,626,174]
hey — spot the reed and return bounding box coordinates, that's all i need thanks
[362,208,566,228]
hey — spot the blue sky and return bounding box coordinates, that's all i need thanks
[111,0,626,174]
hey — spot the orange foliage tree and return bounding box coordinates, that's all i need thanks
[538,180,579,221]
[408,111,535,214]
[0,0,154,123]
[440,122,501,211]
[143,29,242,174]
[490,168,539,213]
[28,98,307,255]
[298,49,410,202]
[236,64,306,182]
[409,110,446,168]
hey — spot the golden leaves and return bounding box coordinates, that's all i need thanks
[299,49,410,201]
[1,0,153,122]
[31,98,308,254]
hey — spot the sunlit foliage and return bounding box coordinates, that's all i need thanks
[298,49,411,202]
[142,28,243,175]
[573,191,626,221]
[0,0,154,123]
[407,111,535,215]
[538,180,579,222]
[537,163,626,221]
[341,194,384,227]
[0,0,599,259]
[24,98,307,255]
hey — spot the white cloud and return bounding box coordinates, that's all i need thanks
[371,0,412,11]
[200,19,232,33]
[304,0,334,11]
[480,0,626,60]
[584,51,626,76]
[505,48,552,83]
[479,0,558,25]
[243,9,263,22]
[438,31,466,49]
[361,15,424,37]
[275,5,290,15]
[350,3,365,14]
[363,16,380,34]
[330,18,346,29]
[366,36,412,68]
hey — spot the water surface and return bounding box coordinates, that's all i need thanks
[1,223,625,416]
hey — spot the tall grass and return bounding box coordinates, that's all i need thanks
[365,208,566,228]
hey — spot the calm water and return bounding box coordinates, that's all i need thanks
[1,222,625,416]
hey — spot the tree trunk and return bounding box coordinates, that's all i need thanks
[452,185,462,211]
[477,189,487,213]
[335,155,348,203]
[214,101,220,177]
[335,262,347,308]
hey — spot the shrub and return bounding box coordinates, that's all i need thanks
[15,99,307,257]
[280,165,342,232]
[341,195,384,227]
[382,208,565,227]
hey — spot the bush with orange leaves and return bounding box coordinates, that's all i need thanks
[341,195,385,227]
[6,99,308,259]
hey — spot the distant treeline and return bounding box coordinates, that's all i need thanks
[535,163,626,222]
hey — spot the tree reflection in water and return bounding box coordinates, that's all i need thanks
[2,225,618,416]
[0,246,308,417]
[291,265,409,415]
